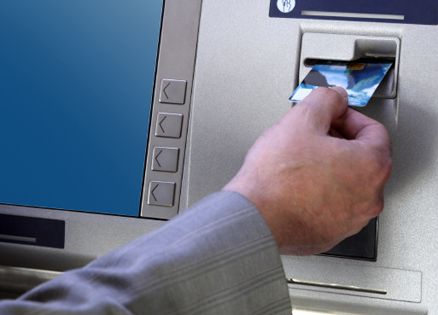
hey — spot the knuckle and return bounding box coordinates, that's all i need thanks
[364,154,383,173]
[369,199,384,217]
[372,120,387,131]
[364,149,392,176]
[381,158,393,180]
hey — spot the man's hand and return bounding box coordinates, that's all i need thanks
[224,87,392,255]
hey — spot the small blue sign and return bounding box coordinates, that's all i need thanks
[270,0,438,25]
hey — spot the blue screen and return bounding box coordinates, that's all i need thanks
[0,1,163,217]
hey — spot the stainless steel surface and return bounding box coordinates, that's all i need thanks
[141,0,202,219]
[290,296,426,315]
[0,207,164,264]
[1,0,437,313]
[300,11,405,22]
[288,278,387,296]
[0,266,61,297]
[184,0,438,313]
[283,257,422,303]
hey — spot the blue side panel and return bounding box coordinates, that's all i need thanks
[0,1,163,217]
[270,0,438,25]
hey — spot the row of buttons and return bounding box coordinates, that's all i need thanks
[147,79,187,209]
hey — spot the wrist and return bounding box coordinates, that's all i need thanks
[223,179,291,251]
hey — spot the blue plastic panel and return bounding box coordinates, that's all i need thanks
[270,0,438,25]
[0,0,163,217]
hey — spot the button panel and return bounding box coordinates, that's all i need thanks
[141,0,201,220]
[142,84,189,219]
[152,147,179,173]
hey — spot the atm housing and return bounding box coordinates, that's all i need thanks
[1,0,438,314]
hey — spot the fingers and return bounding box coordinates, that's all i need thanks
[283,86,390,157]
[293,87,349,134]
[341,108,391,152]
[338,109,392,184]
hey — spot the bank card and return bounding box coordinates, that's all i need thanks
[289,61,393,107]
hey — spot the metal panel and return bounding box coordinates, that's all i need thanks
[284,258,422,303]
[269,0,438,25]
[141,0,202,220]
[185,0,438,313]
[0,0,202,269]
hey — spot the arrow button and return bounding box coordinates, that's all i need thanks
[155,113,183,139]
[147,181,176,207]
[154,149,163,168]
[162,82,171,100]
[158,116,167,134]
[159,79,187,105]
[152,147,179,173]
[150,183,159,202]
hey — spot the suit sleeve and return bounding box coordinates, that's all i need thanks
[0,191,292,315]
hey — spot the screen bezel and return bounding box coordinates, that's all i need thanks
[0,0,202,272]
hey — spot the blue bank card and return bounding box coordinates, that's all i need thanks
[289,61,393,107]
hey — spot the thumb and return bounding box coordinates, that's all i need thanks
[294,87,349,134]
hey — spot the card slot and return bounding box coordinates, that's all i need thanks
[298,33,400,100]
[301,58,397,100]
[290,61,393,107]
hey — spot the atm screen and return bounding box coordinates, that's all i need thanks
[0,1,163,217]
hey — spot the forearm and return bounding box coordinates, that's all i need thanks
[0,192,291,315]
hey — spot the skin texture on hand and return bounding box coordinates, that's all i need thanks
[224,87,392,255]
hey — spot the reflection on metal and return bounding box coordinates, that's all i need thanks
[292,308,356,315]
[287,278,387,295]
[292,310,328,315]
[301,11,405,21]
[0,266,61,294]
[0,234,37,243]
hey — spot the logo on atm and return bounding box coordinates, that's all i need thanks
[277,0,296,14]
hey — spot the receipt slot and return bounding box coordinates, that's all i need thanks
[299,33,400,99]
[299,33,400,133]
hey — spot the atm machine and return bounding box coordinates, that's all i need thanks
[0,0,437,313]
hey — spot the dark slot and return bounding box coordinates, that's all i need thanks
[322,218,378,261]
[0,214,65,249]
[304,58,396,67]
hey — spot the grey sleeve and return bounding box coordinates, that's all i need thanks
[0,191,291,315]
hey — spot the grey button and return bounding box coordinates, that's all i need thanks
[152,147,180,173]
[159,79,187,105]
[148,181,176,207]
[155,113,183,138]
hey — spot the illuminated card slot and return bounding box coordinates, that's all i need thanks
[301,10,405,21]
